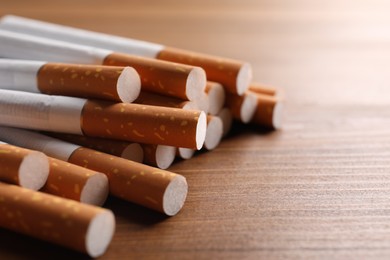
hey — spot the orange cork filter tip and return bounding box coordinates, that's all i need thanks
[157,47,252,95]
[0,183,115,258]
[68,147,188,216]
[42,158,109,206]
[47,133,144,163]
[103,53,206,101]
[81,100,207,149]
[0,143,49,190]
[249,82,279,97]
[37,63,141,103]
[250,92,283,130]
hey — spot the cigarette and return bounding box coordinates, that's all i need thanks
[0,127,188,216]
[225,91,258,123]
[0,15,251,95]
[249,92,283,130]
[42,157,109,206]
[205,81,226,115]
[0,29,206,101]
[0,90,207,149]
[0,59,141,103]
[141,144,176,170]
[47,133,144,163]
[217,108,233,137]
[204,116,223,150]
[0,142,49,190]
[0,182,115,257]
[249,82,280,97]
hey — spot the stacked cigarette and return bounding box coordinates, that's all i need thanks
[0,14,284,257]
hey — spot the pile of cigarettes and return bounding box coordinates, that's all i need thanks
[0,15,283,257]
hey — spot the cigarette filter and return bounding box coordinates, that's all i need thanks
[205,81,226,115]
[0,15,252,95]
[0,59,141,103]
[0,182,115,257]
[43,157,109,206]
[0,143,49,190]
[0,127,188,216]
[0,29,206,101]
[217,107,233,137]
[0,90,207,149]
[141,144,176,170]
[204,116,223,150]
[82,100,207,149]
[249,92,283,129]
[47,133,144,163]
[135,91,208,114]
[225,91,258,123]
[135,91,196,109]
[177,148,195,160]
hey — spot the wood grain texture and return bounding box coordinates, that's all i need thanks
[2,0,390,259]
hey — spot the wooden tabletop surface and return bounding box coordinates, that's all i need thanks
[3,0,390,259]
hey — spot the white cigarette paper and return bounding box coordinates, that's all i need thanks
[0,89,86,135]
[0,15,164,58]
[0,59,44,92]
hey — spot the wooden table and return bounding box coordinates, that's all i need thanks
[3,0,390,259]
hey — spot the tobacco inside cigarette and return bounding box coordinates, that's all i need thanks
[141,144,176,170]
[0,30,206,101]
[0,15,251,95]
[0,143,49,190]
[0,127,188,216]
[47,133,144,163]
[249,92,283,129]
[0,182,115,257]
[217,107,233,137]
[225,91,258,123]
[205,81,226,115]
[204,116,223,150]
[42,157,109,206]
[81,100,207,149]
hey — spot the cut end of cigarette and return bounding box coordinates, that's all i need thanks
[236,63,252,95]
[178,147,195,159]
[272,101,283,130]
[217,108,233,137]
[18,151,49,190]
[121,143,144,163]
[181,101,200,111]
[207,83,225,115]
[204,117,223,150]
[196,111,207,150]
[155,145,176,169]
[85,209,115,258]
[241,93,258,123]
[186,67,206,101]
[162,175,188,216]
[80,173,109,206]
[116,67,141,103]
